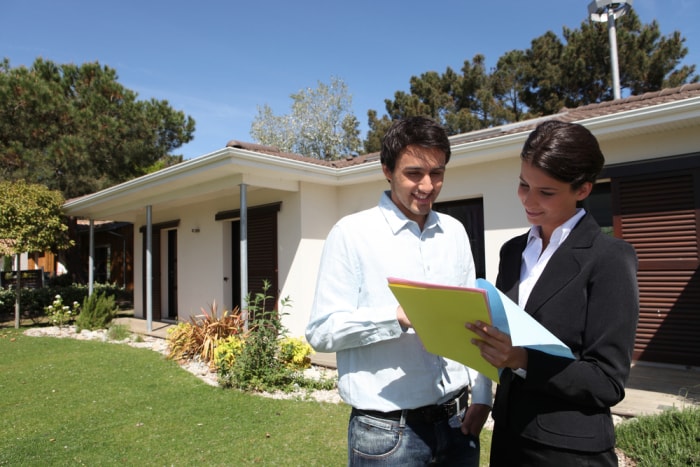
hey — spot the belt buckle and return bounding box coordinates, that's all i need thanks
[448,388,467,417]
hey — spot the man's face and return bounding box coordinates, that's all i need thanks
[382,145,446,229]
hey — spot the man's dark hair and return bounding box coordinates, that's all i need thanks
[380,116,451,172]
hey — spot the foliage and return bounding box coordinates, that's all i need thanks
[166,280,331,393]
[44,294,80,328]
[616,406,700,466]
[166,322,198,360]
[213,334,246,378]
[106,322,133,341]
[221,282,284,391]
[166,301,246,366]
[365,10,697,149]
[2,178,62,329]
[278,336,314,370]
[228,309,285,391]
[0,282,128,325]
[225,282,331,392]
[215,334,316,388]
[0,58,195,199]
[250,76,362,160]
[0,180,73,326]
[74,291,117,331]
[0,180,72,256]
[0,328,349,465]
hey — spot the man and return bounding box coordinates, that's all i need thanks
[306,116,492,466]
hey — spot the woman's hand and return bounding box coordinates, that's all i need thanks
[466,321,528,370]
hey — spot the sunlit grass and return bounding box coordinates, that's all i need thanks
[16,326,694,467]
[616,405,699,466]
[0,327,348,465]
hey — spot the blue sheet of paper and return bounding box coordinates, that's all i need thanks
[476,278,574,359]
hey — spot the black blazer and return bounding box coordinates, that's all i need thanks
[492,213,639,452]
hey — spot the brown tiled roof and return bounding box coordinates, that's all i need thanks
[226,139,380,169]
[451,82,700,145]
[228,83,700,165]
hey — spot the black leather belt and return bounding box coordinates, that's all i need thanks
[354,388,469,424]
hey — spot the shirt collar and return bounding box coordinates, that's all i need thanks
[379,191,441,234]
[527,208,586,247]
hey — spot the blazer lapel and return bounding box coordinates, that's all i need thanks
[524,214,598,318]
[497,234,528,303]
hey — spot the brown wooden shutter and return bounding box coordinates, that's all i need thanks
[218,203,281,315]
[614,171,700,366]
[246,212,278,313]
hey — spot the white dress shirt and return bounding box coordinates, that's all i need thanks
[306,191,492,411]
[519,208,587,308]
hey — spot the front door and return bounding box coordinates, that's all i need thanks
[434,197,486,279]
[166,229,178,320]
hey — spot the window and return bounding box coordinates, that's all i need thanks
[583,181,613,235]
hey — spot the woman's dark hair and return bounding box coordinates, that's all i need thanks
[521,120,605,189]
[380,116,451,172]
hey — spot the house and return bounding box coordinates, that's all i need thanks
[67,219,134,291]
[63,83,700,368]
[1,221,133,290]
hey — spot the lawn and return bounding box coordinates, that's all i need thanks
[4,324,699,466]
[0,327,349,465]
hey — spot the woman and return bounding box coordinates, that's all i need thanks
[469,120,639,466]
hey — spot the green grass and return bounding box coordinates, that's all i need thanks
[0,327,349,465]
[616,405,700,467]
[23,326,691,467]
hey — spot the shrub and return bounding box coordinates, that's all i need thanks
[44,294,80,327]
[616,406,700,466]
[166,302,246,367]
[75,291,117,331]
[278,336,314,370]
[107,323,132,341]
[0,282,131,323]
[168,279,337,394]
[214,335,246,386]
[229,312,288,391]
[166,322,198,361]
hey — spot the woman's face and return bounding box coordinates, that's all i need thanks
[517,160,592,239]
[382,144,446,230]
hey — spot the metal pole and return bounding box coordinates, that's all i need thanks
[146,205,153,332]
[607,7,622,100]
[14,253,20,329]
[88,219,94,296]
[240,184,248,331]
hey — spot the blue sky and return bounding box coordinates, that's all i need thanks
[3,0,698,160]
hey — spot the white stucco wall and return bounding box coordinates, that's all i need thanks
[284,124,700,336]
[127,122,698,345]
[280,183,338,338]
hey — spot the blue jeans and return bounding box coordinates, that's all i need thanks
[348,409,480,466]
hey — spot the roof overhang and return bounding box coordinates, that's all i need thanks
[63,96,700,221]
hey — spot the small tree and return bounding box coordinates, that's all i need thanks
[0,180,72,328]
[250,76,362,160]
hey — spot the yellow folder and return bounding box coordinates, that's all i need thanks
[387,277,500,381]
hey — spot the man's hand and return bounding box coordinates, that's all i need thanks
[396,305,412,329]
[461,403,491,436]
